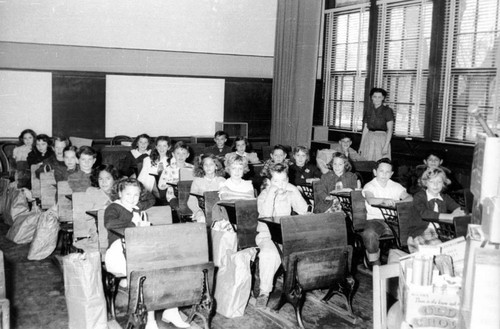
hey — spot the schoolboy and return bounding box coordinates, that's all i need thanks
[67,146,97,192]
[260,145,293,178]
[256,163,308,308]
[333,134,364,162]
[408,151,462,194]
[203,131,232,157]
[362,158,412,266]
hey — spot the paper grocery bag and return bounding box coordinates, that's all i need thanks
[214,248,256,318]
[63,252,107,329]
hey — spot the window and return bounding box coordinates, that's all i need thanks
[437,0,500,143]
[374,0,433,137]
[323,0,499,144]
[323,4,370,131]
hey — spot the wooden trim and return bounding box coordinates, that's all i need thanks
[424,0,446,140]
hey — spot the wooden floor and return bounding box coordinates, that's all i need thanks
[0,220,375,329]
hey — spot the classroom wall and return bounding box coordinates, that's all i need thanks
[0,0,277,139]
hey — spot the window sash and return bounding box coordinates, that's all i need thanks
[437,0,500,143]
[324,4,370,131]
[374,0,433,138]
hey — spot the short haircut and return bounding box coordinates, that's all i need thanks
[115,177,143,194]
[272,144,288,155]
[338,134,352,142]
[293,146,310,162]
[425,150,445,161]
[224,153,250,174]
[63,145,78,156]
[35,134,52,146]
[266,162,289,179]
[370,87,388,98]
[419,167,451,188]
[375,157,393,170]
[52,136,70,146]
[132,134,152,150]
[91,164,121,188]
[18,129,36,145]
[77,146,97,159]
[172,141,189,153]
[214,130,228,139]
[193,154,225,178]
[329,152,352,172]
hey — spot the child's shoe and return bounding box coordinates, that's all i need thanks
[161,308,190,328]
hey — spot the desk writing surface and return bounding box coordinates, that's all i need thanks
[109,227,126,239]
[372,203,397,211]
[329,190,351,197]
[258,217,283,244]
[85,210,98,219]
[217,200,236,208]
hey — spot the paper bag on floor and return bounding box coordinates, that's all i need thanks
[28,206,60,260]
[63,251,107,329]
[6,205,41,244]
[211,218,237,268]
[3,186,29,226]
[214,248,257,318]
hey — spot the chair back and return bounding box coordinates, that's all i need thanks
[69,137,93,148]
[1,143,17,174]
[72,192,97,241]
[280,212,349,290]
[453,215,471,238]
[30,164,42,198]
[351,190,367,230]
[101,146,132,174]
[145,206,173,226]
[234,199,259,250]
[125,223,209,282]
[128,262,214,313]
[96,209,108,257]
[394,201,413,248]
[40,172,56,209]
[203,191,220,227]
[176,180,193,214]
[110,135,133,145]
[352,161,376,186]
[57,181,73,222]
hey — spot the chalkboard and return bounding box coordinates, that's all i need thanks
[52,73,106,139]
[224,78,272,139]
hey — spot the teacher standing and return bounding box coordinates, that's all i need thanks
[359,88,394,161]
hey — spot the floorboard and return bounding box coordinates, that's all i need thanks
[0,220,375,329]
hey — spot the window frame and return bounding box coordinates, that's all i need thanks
[322,0,500,145]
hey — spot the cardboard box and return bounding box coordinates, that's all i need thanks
[399,257,461,329]
[460,225,500,329]
[399,237,467,329]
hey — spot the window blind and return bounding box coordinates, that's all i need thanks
[374,0,432,138]
[323,4,370,131]
[437,0,500,143]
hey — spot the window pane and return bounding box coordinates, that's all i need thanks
[375,0,432,138]
[324,6,369,131]
[439,0,500,143]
